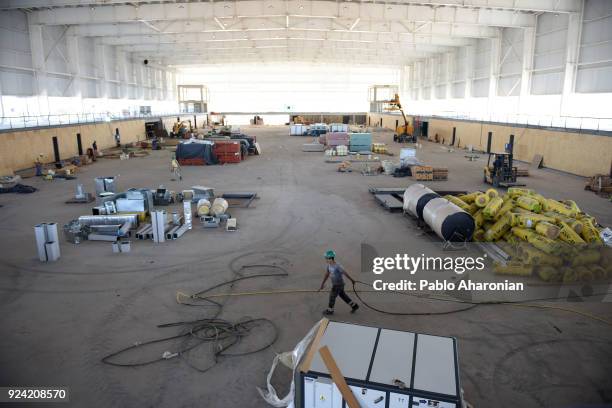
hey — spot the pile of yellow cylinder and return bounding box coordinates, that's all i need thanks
[445,187,611,283]
[371,143,388,154]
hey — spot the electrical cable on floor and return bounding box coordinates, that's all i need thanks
[101,265,288,372]
[103,264,612,372]
[178,279,612,326]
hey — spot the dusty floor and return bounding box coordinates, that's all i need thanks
[0,125,611,408]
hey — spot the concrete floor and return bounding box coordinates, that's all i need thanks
[0,125,611,408]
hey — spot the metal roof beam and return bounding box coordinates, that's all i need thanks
[73,20,498,38]
[97,31,473,47]
[2,0,581,14]
[29,1,536,28]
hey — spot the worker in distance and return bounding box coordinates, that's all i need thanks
[319,250,359,316]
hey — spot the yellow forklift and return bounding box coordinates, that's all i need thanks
[483,134,525,187]
[385,93,415,143]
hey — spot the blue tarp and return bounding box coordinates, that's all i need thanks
[176,143,218,164]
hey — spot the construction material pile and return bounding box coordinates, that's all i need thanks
[449,187,611,282]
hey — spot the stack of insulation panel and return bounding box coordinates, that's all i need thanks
[349,133,372,152]
[213,140,242,164]
[325,132,350,147]
[329,123,349,132]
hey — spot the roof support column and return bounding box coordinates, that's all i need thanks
[464,44,474,99]
[519,27,536,103]
[488,35,501,108]
[94,41,109,99]
[28,21,49,113]
[66,28,81,98]
[116,48,129,99]
[135,61,145,100]
[561,3,584,115]
[429,57,436,100]
[445,52,453,100]
[416,61,424,100]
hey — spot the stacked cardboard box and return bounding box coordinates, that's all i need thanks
[433,167,448,180]
[411,165,434,181]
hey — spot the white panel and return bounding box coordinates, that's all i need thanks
[0,70,34,95]
[451,81,465,98]
[472,78,489,97]
[473,38,491,80]
[576,0,612,93]
[452,48,466,81]
[531,13,568,94]
[576,65,612,93]
[500,28,524,76]
[531,71,564,95]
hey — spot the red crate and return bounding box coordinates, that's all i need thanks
[213,140,241,153]
[178,158,206,166]
[217,152,241,164]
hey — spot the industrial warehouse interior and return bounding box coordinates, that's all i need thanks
[1,0,612,407]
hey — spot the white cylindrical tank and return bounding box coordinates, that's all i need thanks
[211,198,229,216]
[403,184,439,220]
[196,199,211,217]
[423,197,475,242]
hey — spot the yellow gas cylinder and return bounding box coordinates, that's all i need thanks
[558,221,585,245]
[484,214,511,242]
[570,248,601,266]
[531,194,549,212]
[467,203,480,215]
[521,245,563,266]
[537,265,562,282]
[576,266,594,282]
[511,227,533,241]
[472,229,486,242]
[516,196,542,213]
[473,210,485,229]
[588,265,607,281]
[562,268,578,283]
[547,199,577,217]
[507,187,533,198]
[494,262,533,276]
[580,219,602,244]
[535,221,560,240]
[486,188,499,199]
[475,193,490,208]
[444,195,471,212]
[495,199,514,220]
[483,197,504,220]
[458,191,481,204]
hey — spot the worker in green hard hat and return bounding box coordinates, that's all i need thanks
[318,250,359,316]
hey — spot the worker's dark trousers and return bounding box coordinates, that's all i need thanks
[329,285,354,309]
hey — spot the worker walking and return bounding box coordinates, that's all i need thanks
[171,156,182,181]
[114,128,121,147]
[319,250,359,316]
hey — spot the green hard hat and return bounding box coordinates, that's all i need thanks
[324,250,336,259]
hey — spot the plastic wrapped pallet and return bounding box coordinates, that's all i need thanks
[326,132,350,147]
[349,133,372,152]
[290,124,306,136]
